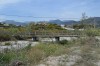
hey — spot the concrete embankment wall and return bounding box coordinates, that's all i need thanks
[38,37,78,42]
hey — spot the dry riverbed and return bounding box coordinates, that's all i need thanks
[35,37,100,66]
[36,45,100,66]
[0,41,39,52]
[0,37,100,66]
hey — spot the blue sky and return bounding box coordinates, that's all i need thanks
[0,0,100,22]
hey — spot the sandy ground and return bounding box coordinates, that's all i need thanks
[36,46,100,66]
[36,47,82,66]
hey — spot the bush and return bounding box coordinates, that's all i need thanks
[0,34,11,41]
[25,44,32,50]
[14,35,24,40]
[27,43,69,65]
[0,53,15,64]
[0,50,27,65]
[85,29,100,37]
[58,40,68,45]
[27,48,45,65]
[0,29,12,41]
[5,42,11,46]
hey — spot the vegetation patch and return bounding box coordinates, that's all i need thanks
[4,42,11,46]
[58,40,68,45]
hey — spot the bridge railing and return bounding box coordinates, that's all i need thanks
[31,30,83,37]
[13,30,84,38]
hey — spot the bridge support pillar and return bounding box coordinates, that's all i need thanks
[32,37,39,41]
[55,37,60,42]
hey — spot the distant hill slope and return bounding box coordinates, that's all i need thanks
[81,17,100,27]
[49,19,78,25]
[0,17,100,27]
[49,17,100,27]
[1,20,27,26]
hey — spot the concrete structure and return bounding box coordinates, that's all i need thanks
[15,30,82,42]
[30,30,82,41]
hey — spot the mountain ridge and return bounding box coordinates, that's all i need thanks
[0,17,100,27]
[0,20,27,26]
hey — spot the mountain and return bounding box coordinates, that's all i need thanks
[49,19,78,25]
[81,17,100,27]
[1,20,27,26]
[63,20,78,25]
[1,17,100,27]
[49,19,63,25]
[49,17,100,27]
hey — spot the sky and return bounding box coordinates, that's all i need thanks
[0,0,100,22]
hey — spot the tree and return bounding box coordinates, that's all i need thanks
[29,22,63,31]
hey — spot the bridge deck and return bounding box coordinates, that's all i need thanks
[15,30,83,38]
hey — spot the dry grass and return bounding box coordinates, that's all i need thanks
[1,37,100,66]
[72,37,100,66]
[34,37,100,66]
[26,43,70,65]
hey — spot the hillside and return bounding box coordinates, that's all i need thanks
[1,20,27,26]
[81,17,100,27]
[49,19,78,25]
[0,17,100,27]
[49,17,100,27]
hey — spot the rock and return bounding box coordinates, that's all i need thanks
[10,60,24,66]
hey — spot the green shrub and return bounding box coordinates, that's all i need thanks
[14,35,24,40]
[0,50,27,65]
[85,29,100,37]
[25,44,32,50]
[0,53,15,63]
[34,44,60,57]
[5,42,11,46]
[0,34,11,41]
[58,40,68,45]
[27,48,45,65]
[26,43,70,65]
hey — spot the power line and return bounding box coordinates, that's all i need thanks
[0,14,80,19]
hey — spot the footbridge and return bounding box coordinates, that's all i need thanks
[15,30,84,41]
